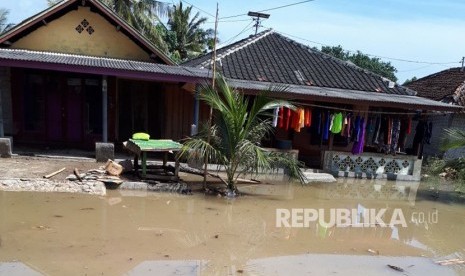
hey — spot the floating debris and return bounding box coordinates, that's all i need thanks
[387,264,404,272]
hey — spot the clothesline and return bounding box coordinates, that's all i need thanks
[292,102,454,116]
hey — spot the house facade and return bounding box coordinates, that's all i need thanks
[184,30,461,180]
[406,67,465,158]
[0,0,209,150]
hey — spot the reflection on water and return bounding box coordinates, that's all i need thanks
[0,178,464,275]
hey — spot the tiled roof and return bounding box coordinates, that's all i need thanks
[406,67,465,107]
[0,48,210,80]
[184,29,416,96]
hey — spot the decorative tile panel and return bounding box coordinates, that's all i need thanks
[75,19,95,35]
[327,151,415,178]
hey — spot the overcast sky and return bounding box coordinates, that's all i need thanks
[2,0,465,83]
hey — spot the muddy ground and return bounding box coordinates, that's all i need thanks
[0,155,223,192]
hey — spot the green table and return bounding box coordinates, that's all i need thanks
[123,139,183,180]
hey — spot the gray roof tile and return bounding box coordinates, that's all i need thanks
[184,29,414,96]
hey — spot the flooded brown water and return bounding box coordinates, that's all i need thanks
[1,178,464,275]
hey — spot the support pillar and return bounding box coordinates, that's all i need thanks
[192,85,200,135]
[102,76,108,142]
[0,86,4,137]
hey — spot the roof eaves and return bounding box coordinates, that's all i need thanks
[0,0,75,43]
[0,0,175,66]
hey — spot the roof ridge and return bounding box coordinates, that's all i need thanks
[272,32,416,95]
[411,66,464,83]
[197,29,274,68]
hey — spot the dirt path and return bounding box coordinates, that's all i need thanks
[0,156,102,179]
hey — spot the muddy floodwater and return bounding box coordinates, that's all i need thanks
[1,178,465,275]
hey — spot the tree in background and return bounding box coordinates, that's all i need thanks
[0,9,14,34]
[403,76,418,85]
[320,45,398,82]
[166,1,215,62]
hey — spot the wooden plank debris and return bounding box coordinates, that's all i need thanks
[43,167,66,179]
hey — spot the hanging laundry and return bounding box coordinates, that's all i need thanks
[406,117,412,135]
[278,107,284,128]
[304,108,312,127]
[341,114,347,137]
[413,120,431,156]
[380,117,389,146]
[387,117,393,146]
[398,117,409,151]
[352,117,366,154]
[389,118,401,154]
[351,116,361,142]
[284,107,291,131]
[323,110,330,140]
[299,108,305,129]
[345,113,352,138]
[366,117,375,145]
[329,113,334,131]
[272,107,279,127]
[372,116,381,145]
[291,108,304,132]
[330,112,343,134]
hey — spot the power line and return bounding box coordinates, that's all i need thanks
[220,0,315,19]
[397,64,433,73]
[179,0,216,18]
[220,20,255,46]
[270,28,462,65]
[205,19,252,24]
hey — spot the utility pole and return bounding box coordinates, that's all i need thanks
[248,11,270,35]
[461,56,464,72]
[203,3,219,190]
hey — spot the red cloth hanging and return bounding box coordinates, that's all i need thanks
[284,108,291,131]
[291,109,300,131]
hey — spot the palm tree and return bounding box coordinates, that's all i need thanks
[101,0,171,52]
[0,9,14,34]
[167,1,214,61]
[441,128,465,151]
[178,74,306,196]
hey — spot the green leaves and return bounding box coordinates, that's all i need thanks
[441,128,465,150]
[179,74,305,192]
[166,1,214,61]
[320,45,398,82]
[0,9,14,34]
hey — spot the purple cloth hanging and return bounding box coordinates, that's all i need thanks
[352,117,366,154]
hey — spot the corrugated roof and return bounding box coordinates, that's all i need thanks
[228,78,462,112]
[0,48,209,80]
[0,48,460,112]
[184,29,416,96]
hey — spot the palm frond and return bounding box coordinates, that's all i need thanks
[441,128,465,150]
